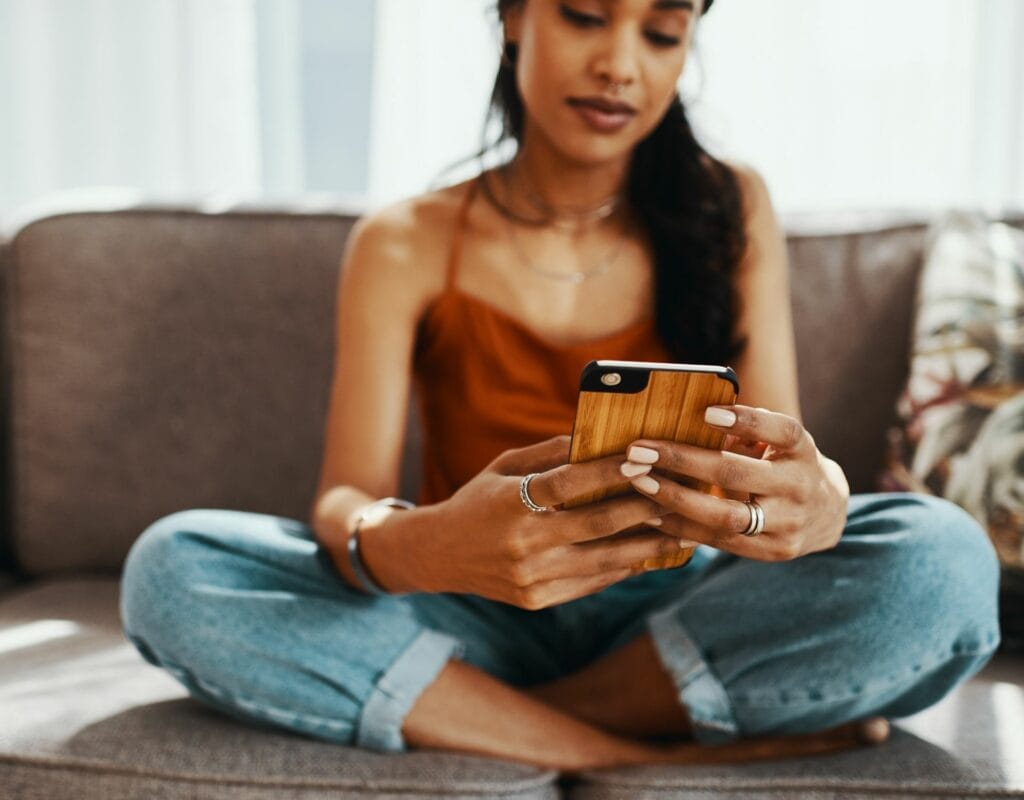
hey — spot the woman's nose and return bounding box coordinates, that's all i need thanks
[592,25,641,89]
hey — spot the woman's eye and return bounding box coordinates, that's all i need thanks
[646,31,682,47]
[558,4,683,48]
[558,4,604,27]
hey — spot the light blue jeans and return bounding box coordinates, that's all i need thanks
[119,492,1001,752]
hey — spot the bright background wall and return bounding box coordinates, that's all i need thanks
[1,0,1022,232]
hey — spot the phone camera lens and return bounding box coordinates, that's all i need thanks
[601,372,622,386]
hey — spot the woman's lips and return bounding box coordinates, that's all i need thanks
[567,99,636,133]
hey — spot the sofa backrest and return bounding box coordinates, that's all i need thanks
[2,205,1017,578]
[3,210,369,576]
[787,221,927,494]
[788,212,1024,496]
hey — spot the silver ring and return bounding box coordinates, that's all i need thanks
[519,472,550,512]
[741,498,765,537]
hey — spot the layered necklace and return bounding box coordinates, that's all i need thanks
[479,160,631,284]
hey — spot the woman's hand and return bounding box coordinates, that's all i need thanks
[622,405,850,561]
[412,435,687,609]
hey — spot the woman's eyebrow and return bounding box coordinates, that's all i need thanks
[603,0,695,9]
[649,0,695,11]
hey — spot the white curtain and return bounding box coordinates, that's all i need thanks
[0,0,272,225]
[688,0,1024,214]
[367,0,501,210]
[2,0,1022,225]
[367,0,1024,215]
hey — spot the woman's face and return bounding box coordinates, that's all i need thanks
[503,0,701,166]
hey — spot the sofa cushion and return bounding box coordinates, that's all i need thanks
[6,206,1021,577]
[2,578,1022,800]
[3,208,920,578]
[4,209,420,577]
[0,577,559,799]
[5,210,353,575]
[785,220,929,495]
[879,211,1024,573]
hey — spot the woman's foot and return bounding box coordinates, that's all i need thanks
[562,717,891,775]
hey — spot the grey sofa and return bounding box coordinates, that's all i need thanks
[1,199,1022,799]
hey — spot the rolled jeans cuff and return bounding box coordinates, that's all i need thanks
[647,604,740,745]
[356,627,467,752]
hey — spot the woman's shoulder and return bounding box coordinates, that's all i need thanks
[340,177,478,312]
[353,177,476,257]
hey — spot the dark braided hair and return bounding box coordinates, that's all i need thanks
[440,0,747,366]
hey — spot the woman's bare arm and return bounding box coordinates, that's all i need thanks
[309,185,743,602]
[309,203,435,590]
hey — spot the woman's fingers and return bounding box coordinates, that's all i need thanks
[530,530,687,581]
[514,527,707,608]
[647,506,806,561]
[624,442,786,496]
[635,480,756,534]
[509,527,704,608]
[512,567,634,611]
[492,434,572,475]
[703,404,815,457]
[722,432,769,460]
[522,452,636,509]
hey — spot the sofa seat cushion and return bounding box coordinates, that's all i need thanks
[2,578,1023,799]
[0,578,559,800]
[571,670,1024,799]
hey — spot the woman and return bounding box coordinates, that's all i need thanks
[120,0,1001,773]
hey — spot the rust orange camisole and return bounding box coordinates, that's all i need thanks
[411,176,673,506]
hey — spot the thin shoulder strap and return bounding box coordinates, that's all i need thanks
[444,176,479,291]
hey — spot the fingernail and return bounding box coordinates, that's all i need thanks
[632,475,659,494]
[645,516,663,526]
[705,407,736,427]
[627,445,659,464]
[677,539,699,549]
[621,462,652,478]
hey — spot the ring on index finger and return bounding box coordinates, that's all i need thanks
[519,472,551,513]
[741,497,766,536]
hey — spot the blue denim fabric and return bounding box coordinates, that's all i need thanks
[119,492,1001,753]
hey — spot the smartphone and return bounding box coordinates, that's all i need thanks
[565,360,740,569]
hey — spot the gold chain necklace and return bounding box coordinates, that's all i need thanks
[505,212,631,284]
[485,162,631,283]
[501,161,623,232]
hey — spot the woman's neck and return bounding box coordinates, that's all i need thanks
[509,137,631,216]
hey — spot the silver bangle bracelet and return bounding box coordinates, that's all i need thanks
[346,497,416,596]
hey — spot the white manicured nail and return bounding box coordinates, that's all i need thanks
[677,539,699,549]
[621,462,652,478]
[627,445,659,464]
[705,407,736,427]
[632,475,659,494]
[645,516,663,526]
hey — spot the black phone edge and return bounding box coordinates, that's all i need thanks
[578,359,740,395]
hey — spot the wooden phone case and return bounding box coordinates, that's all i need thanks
[565,361,739,570]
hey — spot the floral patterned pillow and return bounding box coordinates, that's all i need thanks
[879,210,1024,574]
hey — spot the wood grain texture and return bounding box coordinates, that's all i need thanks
[566,370,737,570]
